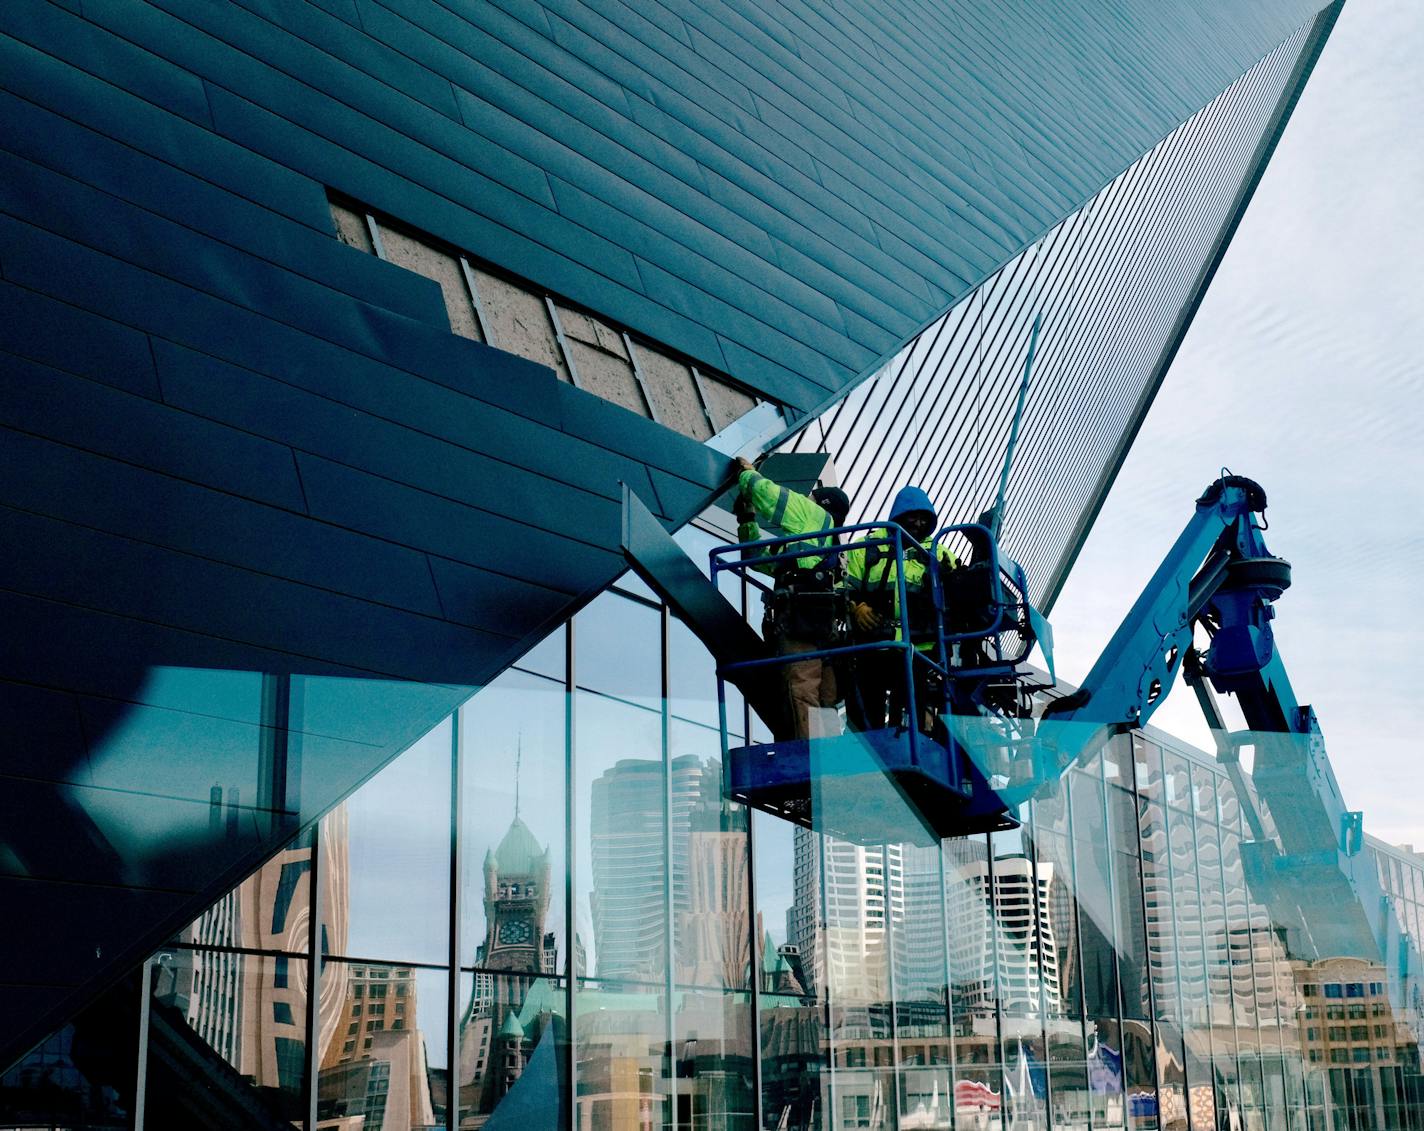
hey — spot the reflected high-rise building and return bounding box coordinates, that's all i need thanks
[318,964,437,1131]
[675,760,750,988]
[161,804,352,1104]
[945,844,1062,1019]
[588,754,749,984]
[789,829,903,1002]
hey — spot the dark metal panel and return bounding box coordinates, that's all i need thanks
[0,90,448,326]
[292,453,625,603]
[0,503,517,682]
[0,1,214,127]
[0,424,444,619]
[0,32,334,233]
[0,354,308,515]
[0,283,160,400]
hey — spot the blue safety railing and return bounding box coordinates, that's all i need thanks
[929,522,1039,679]
[710,523,958,786]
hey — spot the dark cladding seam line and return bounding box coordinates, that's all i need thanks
[998,57,1264,556]
[912,118,1182,536]
[1010,42,1294,589]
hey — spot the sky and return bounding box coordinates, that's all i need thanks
[1051,0,1424,851]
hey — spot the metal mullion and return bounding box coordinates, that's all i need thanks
[545,297,583,390]
[917,236,1074,522]
[690,366,721,435]
[828,297,957,482]
[1023,59,1285,571]
[831,297,979,518]
[982,108,1197,513]
[660,602,677,1131]
[563,620,577,1131]
[458,255,494,344]
[1128,742,1168,1131]
[1207,812,1248,1127]
[913,147,1155,521]
[1063,774,1095,1121]
[1027,47,1281,451]
[986,834,1008,1119]
[819,830,838,1130]
[845,228,1023,516]
[446,708,463,1131]
[304,816,325,1131]
[858,237,1038,512]
[364,212,387,259]
[876,237,1049,519]
[884,841,904,1129]
[858,232,1043,517]
[135,954,155,1130]
[1017,68,1279,592]
[623,332,663,424]
[990,89,1239,578]
[939,841,960,1129]
[1026,803,1056,1131]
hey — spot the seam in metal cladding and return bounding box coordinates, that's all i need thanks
[786,8,1337,613]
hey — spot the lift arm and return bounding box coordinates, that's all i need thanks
[1043,475,1408,974]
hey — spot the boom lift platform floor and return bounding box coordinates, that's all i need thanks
[725,727,1020,846]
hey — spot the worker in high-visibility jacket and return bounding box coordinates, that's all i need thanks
[843,486,956,732]
[734,457,851,741]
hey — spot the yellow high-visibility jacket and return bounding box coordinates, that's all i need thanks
[736,469,838,574]
[845,532,956,643]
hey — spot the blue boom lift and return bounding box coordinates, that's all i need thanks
[622,473,1413,974]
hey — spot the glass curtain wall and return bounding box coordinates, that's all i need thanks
[7,512,1415,1130]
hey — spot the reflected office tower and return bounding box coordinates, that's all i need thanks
[897,843,950,1004]
[459,813,557,1125]
[1293,957,1424,1127]
[588,755,734,982]
[946,843,1061,1017]
[589,758,664,981]
[318,964,436,1131]
[675,759,751,987]
[171,804,352,1094]
[788,827,902,1002]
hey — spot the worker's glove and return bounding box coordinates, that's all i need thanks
[733,493,756,523]
[735,455,756,475]
[851,601,881,634]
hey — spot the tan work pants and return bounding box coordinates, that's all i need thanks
[779,638,839,740]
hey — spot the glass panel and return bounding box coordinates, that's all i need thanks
[456,970,568,1126]
[460,669,567,978]
[148,949,306,1124]
[670,719,750,992]
[672,989,755,1129]
[0,976,140,1130]
[513,621,567,682]
[576,590,662,703]
[574,585,669,1128]
[1140,799,1181,1021]
[318,961,444,1129]
[754,807,829,1126]
[337,717,452,966]
[947,834,1004,1129]
[575,978,670,1130]
[1122,1019,1158,1131]
[176,826,313,953]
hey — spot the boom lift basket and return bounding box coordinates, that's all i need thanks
[712,523,1043,845]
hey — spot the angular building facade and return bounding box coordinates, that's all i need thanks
[4,0,1416,1129]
